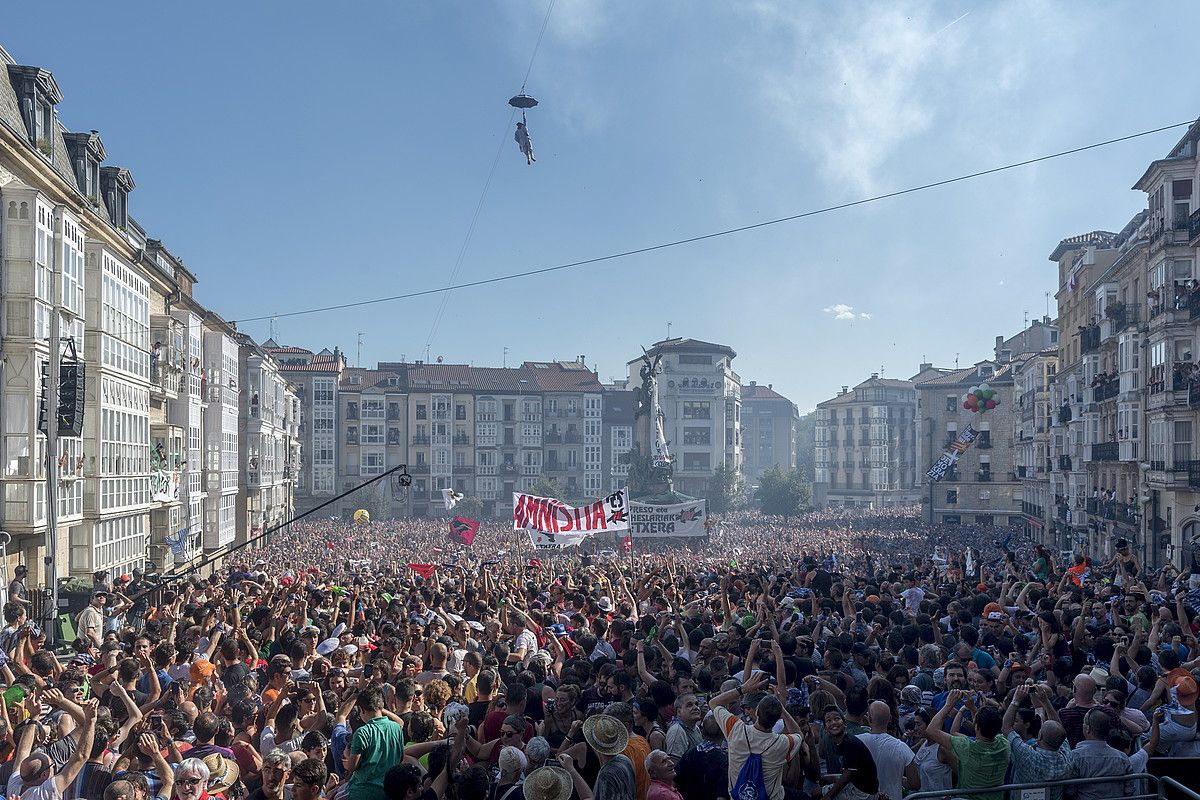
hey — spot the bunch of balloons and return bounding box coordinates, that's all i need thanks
[963,383,999,413]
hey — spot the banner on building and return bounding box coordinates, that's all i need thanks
[151,469,181,503]
[512,488,629,536]
[449,516,479,546]
[629,499,708,538]
[926,425,979,483]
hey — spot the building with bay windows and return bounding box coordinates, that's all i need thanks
[814,374,920,508]
[265,342,345,516]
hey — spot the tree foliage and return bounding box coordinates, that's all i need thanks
[754,466,812,521]
[356,483,392,522]
[453,494,485,520]
[528,478,569,503]
[707,463,744,513]
[795,412,816,481]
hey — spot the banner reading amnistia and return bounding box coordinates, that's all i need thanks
[629,499,708,538]
[512,488,629,536]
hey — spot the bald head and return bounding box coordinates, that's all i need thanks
[1039,720,1066,751]
[18,752,51,784]
[1072,674,1097,701]
[868,700,891,731]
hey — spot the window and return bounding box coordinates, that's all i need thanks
[682,401,710,419]
[456,404,466,420]
[683,427,711,446]
[682,452,710,471]
[679,354,712,366]
[946,490,958,504]
[416,404,427,420]
[945,395,957,412]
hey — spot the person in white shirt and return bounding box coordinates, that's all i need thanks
[857,701,920,800]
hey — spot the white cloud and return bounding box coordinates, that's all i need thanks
[740,1,1081,195]
[823,303,871,321]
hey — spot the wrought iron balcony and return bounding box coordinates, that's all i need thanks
[1092,442,1119,461]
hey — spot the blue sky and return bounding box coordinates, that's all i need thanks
[6,1,1200,411]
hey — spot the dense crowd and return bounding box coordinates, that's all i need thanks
[1,507,1197,800]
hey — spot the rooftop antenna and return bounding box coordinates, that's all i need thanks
[503,346,509,368]
[356,333,364,367]
[1024,310,1029,329]
[666,321,672,339]
[955,352,960,368]
[1045,291,1052,318]
[269,314,278,341]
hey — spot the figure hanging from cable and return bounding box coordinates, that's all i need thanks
[509,94,539,166]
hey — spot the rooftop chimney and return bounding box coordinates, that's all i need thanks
[749,381,757,386]
[841,385,849,395]
[919,362,932,372]
[871,372,878,379]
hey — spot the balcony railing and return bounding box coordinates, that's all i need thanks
[1057,405,1072,424]
[1080,324,1101,354]
[453,465,472,475]
[1191,381,1200,409]
[1190,460,1200,489]
[1093,379,1119,402]
[564,432,583,444]
[410,463,430,473]
[1058,455,1072,471]
[977,471,992,482]
[1107,302,1138,334]
[1191,290,1200,320]
[544,432,563,444]
[453,434,470,445]
[412,434,431,445]
[1092,442,1119,461]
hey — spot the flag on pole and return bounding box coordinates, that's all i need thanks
[449,516,479,546]
[165,527,190,558]
[441,488,464,510]
[407,563,437,580]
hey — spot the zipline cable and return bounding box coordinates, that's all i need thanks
[231,118,1196,325]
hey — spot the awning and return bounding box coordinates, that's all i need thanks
[1026,517,1044,529]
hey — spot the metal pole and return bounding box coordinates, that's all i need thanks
[44,205,64,645]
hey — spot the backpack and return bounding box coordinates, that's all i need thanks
[732,726,771,800]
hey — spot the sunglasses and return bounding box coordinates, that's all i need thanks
[502,728,520,736]
[179,777,203,787]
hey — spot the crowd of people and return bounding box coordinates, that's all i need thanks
[0,507,1197,800]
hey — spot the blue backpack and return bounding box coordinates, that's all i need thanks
[732,727,771,800]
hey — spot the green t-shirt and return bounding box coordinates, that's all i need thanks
[950,734,1010,800]
[349,715,406,800]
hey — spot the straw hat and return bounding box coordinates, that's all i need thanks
[203,753,241,794]
[523,766,573,800]
[583,714,629,756]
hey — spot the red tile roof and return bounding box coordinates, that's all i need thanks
[741,383,791,401]
[522,361,603,393]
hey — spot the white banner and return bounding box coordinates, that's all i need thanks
[513,489,629,541]
[629,500,708,538]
